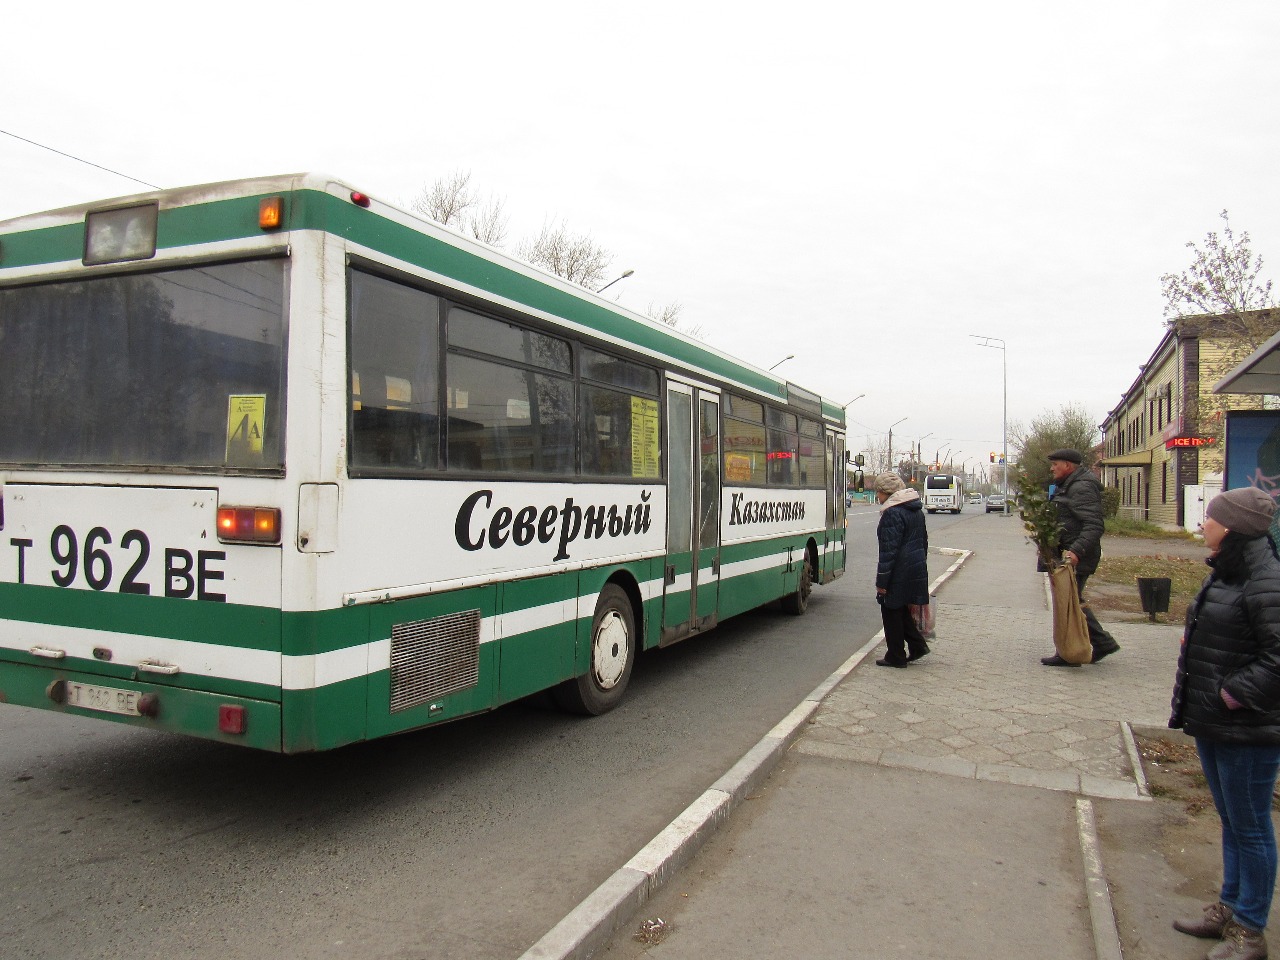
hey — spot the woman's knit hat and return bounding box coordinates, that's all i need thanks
[1206,487,1276,537]
[875,474,905,495]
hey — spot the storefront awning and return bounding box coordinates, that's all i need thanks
[1100,450,1153,467]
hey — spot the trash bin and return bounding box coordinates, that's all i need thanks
[1137,577,1172,622]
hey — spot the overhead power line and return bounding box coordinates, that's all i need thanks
[1,128,160,190]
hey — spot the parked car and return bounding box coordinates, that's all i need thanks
[985,494,1006,513]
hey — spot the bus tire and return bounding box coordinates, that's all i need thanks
[781,554,812,616]
[553,584,635,715]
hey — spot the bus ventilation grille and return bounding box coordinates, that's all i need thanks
[390,609,481,713]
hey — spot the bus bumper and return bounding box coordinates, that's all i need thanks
[0,661,283,752]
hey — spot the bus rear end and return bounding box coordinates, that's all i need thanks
[0,200,291,750]
[923,473,964,514]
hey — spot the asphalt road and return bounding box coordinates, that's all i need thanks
[0,505,988,960]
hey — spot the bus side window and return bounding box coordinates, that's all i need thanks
[348,271,440,474]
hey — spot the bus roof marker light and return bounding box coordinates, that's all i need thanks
[350,191,371,208]
[84,203,158,265]
[258,196,283,230]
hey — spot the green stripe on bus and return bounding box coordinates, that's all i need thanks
[0,581,280,650]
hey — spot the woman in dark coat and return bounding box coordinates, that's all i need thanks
[873,473,930,668]
[1170,486,1280,960]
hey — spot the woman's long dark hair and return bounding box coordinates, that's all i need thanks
[1210,531,1279,584]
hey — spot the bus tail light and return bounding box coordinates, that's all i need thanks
[216,506,281,544]
[258,196,283,229]
[350,191,371,208]
[218,705,247,735]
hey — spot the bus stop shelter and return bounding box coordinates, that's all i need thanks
[1216,326,1280,395]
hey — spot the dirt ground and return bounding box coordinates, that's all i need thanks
[1087,533,1208,624]
[1115,728,1280,953]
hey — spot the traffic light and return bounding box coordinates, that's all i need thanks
[989,452,995,463]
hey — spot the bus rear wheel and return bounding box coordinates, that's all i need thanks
[553,583,635,715]
[781,554,812,616]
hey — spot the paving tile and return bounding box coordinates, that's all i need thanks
[797,545,1182,803]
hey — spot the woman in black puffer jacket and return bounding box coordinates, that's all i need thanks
[1170,486,1280,960]
[873,473,930,668]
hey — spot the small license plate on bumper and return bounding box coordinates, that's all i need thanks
[65,682,142,717]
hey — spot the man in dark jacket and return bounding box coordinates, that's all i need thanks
[1041,448,1121,667]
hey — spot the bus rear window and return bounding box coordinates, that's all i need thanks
[0,260,286,470]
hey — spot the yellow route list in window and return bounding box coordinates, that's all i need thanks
[631,397,660,477]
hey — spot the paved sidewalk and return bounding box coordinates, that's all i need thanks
[522,517,1260,960]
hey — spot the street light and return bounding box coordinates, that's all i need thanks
[887,417,907,476]
[842,394,864,408]
[597,269,634,294]
[915,432,933,481]
[970,334,1008,514]
[768,354,795,372]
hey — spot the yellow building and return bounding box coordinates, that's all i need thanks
[1100,311,1280,526]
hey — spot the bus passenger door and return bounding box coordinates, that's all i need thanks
[662,384,720,644]
[694,394,722,627]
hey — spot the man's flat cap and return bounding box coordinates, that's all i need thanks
[1046,448,1083,464]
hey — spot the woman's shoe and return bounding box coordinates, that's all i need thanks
[1173,901,1233,938]
[1207,918,1267,960]
[875,656,908,668]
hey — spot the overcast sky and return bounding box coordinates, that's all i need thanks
[5,1,1278,476]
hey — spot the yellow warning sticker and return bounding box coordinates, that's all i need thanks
[226,395,266,465]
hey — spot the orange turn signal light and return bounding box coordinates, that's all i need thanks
[259,196,283,230]
[216,505,281,544]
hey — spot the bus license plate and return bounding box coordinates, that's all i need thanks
[65,682,142,717]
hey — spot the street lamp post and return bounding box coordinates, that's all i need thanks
[597,269,634,294]
[914,432,933,482]
[887,417,908,477]
[970,335,1009,514]
[768,354,795,372]
[842,394,864,409]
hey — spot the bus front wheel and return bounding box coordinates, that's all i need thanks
[554,583,635,715]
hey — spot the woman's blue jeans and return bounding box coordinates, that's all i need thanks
[1197,737,1280,930]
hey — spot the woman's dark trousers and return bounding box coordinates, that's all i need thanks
[880,604,928,664]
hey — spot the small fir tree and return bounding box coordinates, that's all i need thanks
[1016,471,1061,569]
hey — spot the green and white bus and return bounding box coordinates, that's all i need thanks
[0,174,847,752]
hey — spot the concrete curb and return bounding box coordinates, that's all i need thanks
[516,549,973,960]
[1076,798,1124,960]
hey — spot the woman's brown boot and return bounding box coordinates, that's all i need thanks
[1207,918,1268,960]
[1173,902,1233,938]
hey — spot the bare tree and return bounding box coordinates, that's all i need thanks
[412,170,475,227]
[1161,209,1276,348]
[646,300,705,340]
[466,195,509,246]
[1159,211,1280,460]
[413,170,510,247]
[519,219,614,290]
